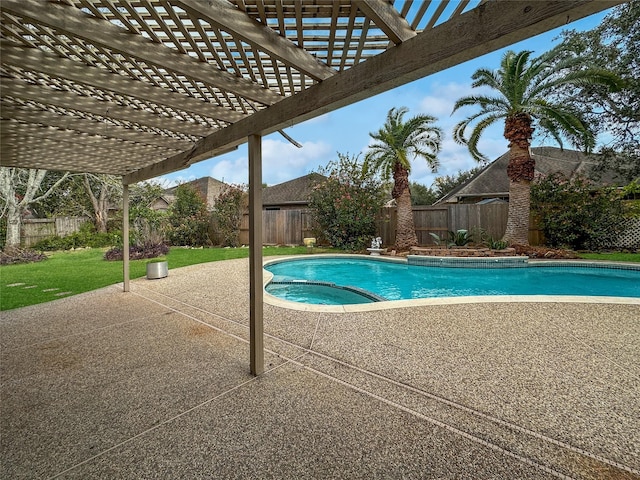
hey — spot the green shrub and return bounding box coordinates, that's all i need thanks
[211,184,246,247]
[166,184,211,247]
[531,173,626,251]
[448,229,472,247]
[430,229,477,247]
[130,205,167,248]
[308,153,387,251]
[484,236,509,250]
[33,222,119,251]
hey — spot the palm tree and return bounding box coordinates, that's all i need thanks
[365,107,442,250]
[452,47,622,245]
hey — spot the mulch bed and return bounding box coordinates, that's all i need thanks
[511,244,579,259]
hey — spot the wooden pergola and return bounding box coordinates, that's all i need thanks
[0,0,619,374]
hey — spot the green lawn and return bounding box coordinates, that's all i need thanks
[577,252,640,263]
[0,245,336,311]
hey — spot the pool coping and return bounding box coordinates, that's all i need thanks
[262,254,640,312]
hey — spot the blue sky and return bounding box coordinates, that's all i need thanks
[156,9,610,189]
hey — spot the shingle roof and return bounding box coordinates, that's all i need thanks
[262,173,327,207]
[437,146,630,204]
[165,176,227,209]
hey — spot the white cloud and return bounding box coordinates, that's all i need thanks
[410,128,507,187]
[209,156,248,185]
[417,82,476,118]
[263,139,332,185]
[208,139,333,186]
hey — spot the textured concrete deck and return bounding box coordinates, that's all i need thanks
[1,258,639,479]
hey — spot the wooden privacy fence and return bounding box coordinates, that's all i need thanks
[238,209,315,246]
[229,204,539,247]
[21,216,89,247]
[377,204,512,246]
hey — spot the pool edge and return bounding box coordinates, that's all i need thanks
[262,254,640,312]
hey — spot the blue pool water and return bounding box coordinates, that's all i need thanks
[265,257,640,305]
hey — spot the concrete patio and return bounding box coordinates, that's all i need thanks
[1,257,639,479]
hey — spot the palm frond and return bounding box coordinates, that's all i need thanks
[452,95,509,113]
[529,99,596,151]
[465,114,504,162]
[365,107,443,178]
[471,68,502,91]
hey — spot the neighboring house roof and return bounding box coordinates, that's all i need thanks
[262,173,327,207]
[163,177,226,210]
[436,146,629,204]
[149,194,175,211]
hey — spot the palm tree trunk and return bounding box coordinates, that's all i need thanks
[503,113,535,245]
[503,179,531,245]
[393,164,418,250]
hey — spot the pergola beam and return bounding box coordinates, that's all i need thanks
[358,0,416,44]
[175,0,336,81]
[0,42,246,124]
[125,0,619,184]
[1,0,283,106]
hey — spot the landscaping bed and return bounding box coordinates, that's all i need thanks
[409,246,517,257]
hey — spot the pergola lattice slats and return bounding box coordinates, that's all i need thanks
[0,42,245,124]
[0,102,194,150]
[0,0,283,105]
[1,79,212,138]
[0,0,622,181]
[123,0,620,184]
[175,0,337,81]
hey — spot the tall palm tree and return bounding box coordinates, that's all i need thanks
[452,47,622,245]
[365,107,442,250]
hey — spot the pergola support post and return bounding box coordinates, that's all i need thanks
[248,134,264,376]
[122,181,130,292]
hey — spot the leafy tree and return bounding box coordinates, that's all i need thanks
[212,184,247,247]
[453,47,622,245]
[432,166,484,200]
[531,173,626,251]
[27,171,75,218]
[365,107,442,250]
[411,166,485,205]
[31,172,123,234]
[128,181,167,248]
[308,153,387,251]
[82,174,122,233]
[554,1,639,182]
[166,183,210,247]
[129,181,165,207]
[410,182,438,205]
[0,168,69,248]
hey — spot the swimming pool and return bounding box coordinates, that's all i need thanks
[264,255,640,306]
